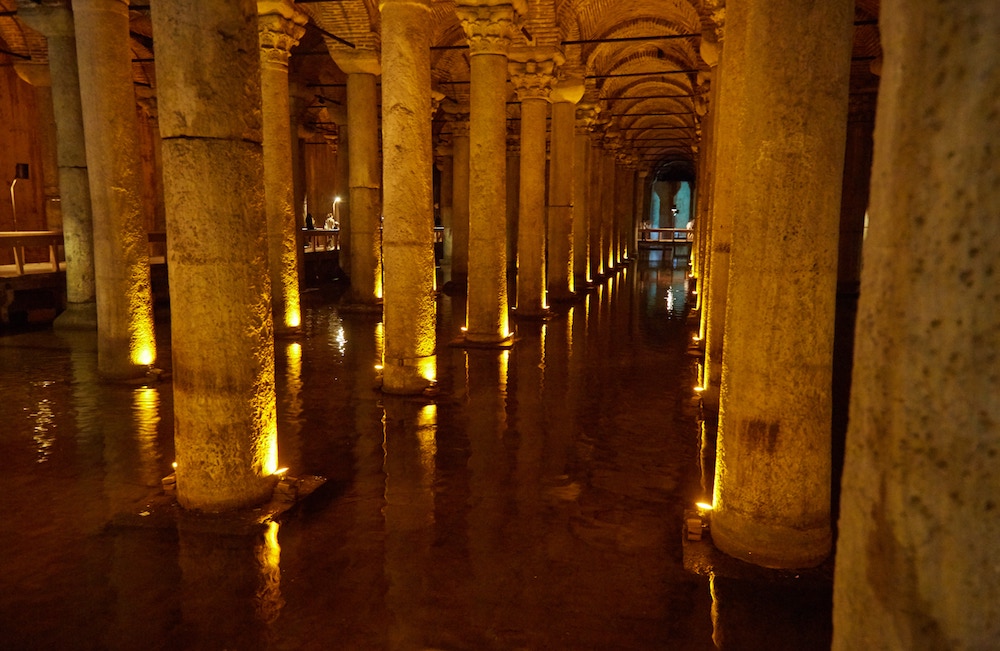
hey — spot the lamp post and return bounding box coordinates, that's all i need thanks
[8,163,29,231]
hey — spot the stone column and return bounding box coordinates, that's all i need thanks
[380,0,437,393]
[330,51,383,308]
[833,0,1000,646]
[505,132,519,275]
[13,62,61,230]
[634,169,648,259]
[333,109,351,270]
[510,50,558,318]
[711,0,853,568]
[837,94,875,295]
[456,0,524,345]
[572,105,595,286]
[73,0,156,378]
[434,141,454,266]
[547,76,582,301]
[587,130,605,279]
[449,115,470,284]
[15,2,97,328]
[600,140,618,272]
[258,0,306,333]
[151,0,280,510]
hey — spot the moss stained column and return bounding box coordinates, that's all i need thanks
[833,0,1000,646]
[456,0,524,345]
[380,0,437,393]
[17,3,97,329]
[152,0,280,510]
[547,76,581,302]
[258,1,306,333]
[711,0,853,568]
[73,0,155,378]
[509,50,558,319]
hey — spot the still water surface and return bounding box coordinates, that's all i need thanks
[0,253,830,650]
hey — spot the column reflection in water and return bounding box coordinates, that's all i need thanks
[277,341,304,473]
[382,395,436,648]
[177,520,284,649]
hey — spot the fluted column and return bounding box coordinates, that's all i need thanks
[711,0,853,568]
[330,51,383,308]
[448,115,470,284]
[456,0,524,345]
[73,0,156,378]
[547,75,582,301]
[834,0,1000,645]
[258,0,306,332]
[572,106,595,286]
[151,0,280,510]
[380,0,436,393]
[510,50,558,318]
[16,2,97,328]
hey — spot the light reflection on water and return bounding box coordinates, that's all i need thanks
[0,257,831,650]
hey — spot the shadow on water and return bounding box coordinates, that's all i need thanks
[0,253,832,650]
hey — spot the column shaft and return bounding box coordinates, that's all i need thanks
[599,148,616,272]
[73,0,155,378]
[505,134,519,275]
[587,139,604,278]
[152,0,279,510]
[711,0,853,568]
[451,122,471,281]
[572,118,591,285]
[380,0,436,393]
[435,145,454,265]
[514,96,549,317]
[346,71,383,306]
[833,0,1000,645]
[547,98,575,300]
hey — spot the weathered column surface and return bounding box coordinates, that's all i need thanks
[510,50,557,318]
[448,115,470,284]
[380,0,437,393]
[572,105,595,286]
[73,0,156,378]
[152,0,279,510]
[711,0,853,568]
[547,76,581,301]
[16,2,97,328]
[587,131,605,279]
[457,0,524,345]
[258,0,306,332]
[833,0,1000,647]
[331,50,382,308]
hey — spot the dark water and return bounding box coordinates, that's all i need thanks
[0,252,831,650]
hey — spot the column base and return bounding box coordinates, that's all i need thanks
[512,306,553,320]
[380,354,437,395]
[547,290,577,303]
[53,302,98,330]
[711,507,831,570]
[451,332,515,349]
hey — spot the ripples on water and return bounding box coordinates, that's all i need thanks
[0,255,831,650]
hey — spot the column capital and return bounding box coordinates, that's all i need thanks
[328,48,382,76]
[550,73,584,104]
[14,0,74,38]
[455,2,525,56]
[135,86,158,120]
[508,48,562,101]
[506,134,520,155]
[575,103,599,134]
[258,0,307,67]
[446,114,470,137]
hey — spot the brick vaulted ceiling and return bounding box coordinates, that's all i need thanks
[0,0,881,175]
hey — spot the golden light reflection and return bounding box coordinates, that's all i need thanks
[499,349,510,391]
[133,386,162,484]
[417,355,437,384]
[255,520,284,624]
[417,404,437,475]
[696,501,714,511]
[30,385,55,464]
[263,419,279,478]
[375,321,385,365]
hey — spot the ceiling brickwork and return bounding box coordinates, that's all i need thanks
[0,0,882,173]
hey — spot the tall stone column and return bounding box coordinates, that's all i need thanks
[332,108,351,270]
[449,115,471,284]
[616,157,635,262]
[151,0,280,510]
[572,105,595,286]
[833,1,1000,646]
[634,169,648,259]
[15,2,97,328]
[258,0,306,333]
[73,0,156,378]
[711,0,853,568]
[456,0,524,345]
[504,132,519,275]
[547,76,582,301]
[587,130,605,279]
[330,51,383,307]
[600,140,618,272]
[434,141,454,265]
[13,62,61,229]
[836,94,875,295]
[510,50,558,318]
[380,0,437,393]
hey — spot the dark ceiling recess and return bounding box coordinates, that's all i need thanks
[655,160,696,182]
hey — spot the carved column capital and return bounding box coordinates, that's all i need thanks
[455,2,523,56]
[508,51,560,101]
[258,0,307,67]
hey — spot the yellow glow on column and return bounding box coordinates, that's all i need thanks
[131,322,156,366]
[375,321,385,367]
[417,404,437,474]
[284,276,301,328]
[417,355,437,384]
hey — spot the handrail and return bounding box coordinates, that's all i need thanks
[0,230,62,276]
